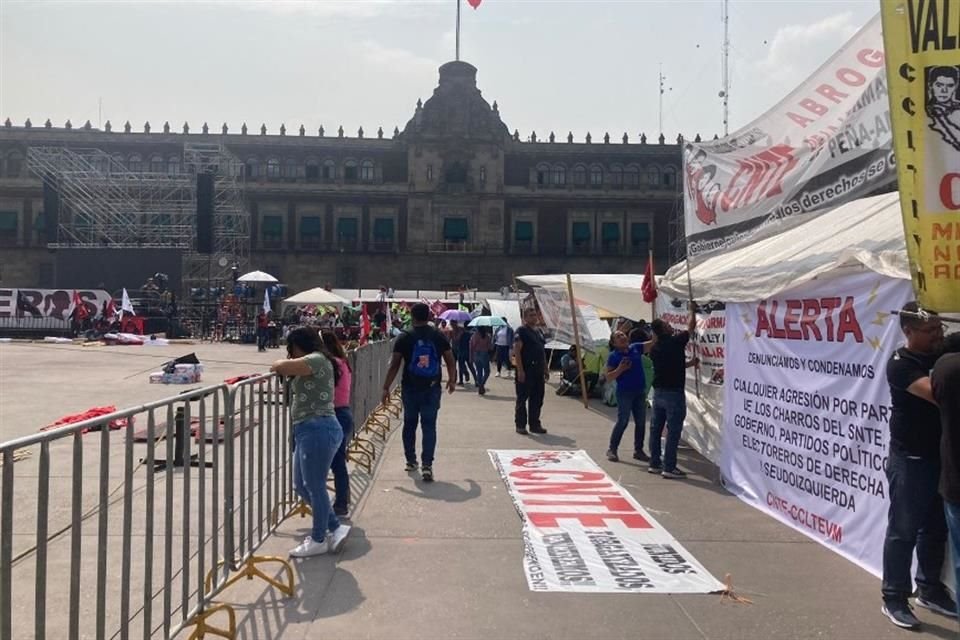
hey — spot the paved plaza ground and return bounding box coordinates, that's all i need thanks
[0,342,956,639]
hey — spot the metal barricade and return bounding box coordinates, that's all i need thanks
[0,383,235,640]
[0,339,400,640]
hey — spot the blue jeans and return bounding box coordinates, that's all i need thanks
[331,407,354,513]
[944,500,960,607]
[650,389,685,471]
[609,388,646,454]
[881,452,947,604]
[402,385,442,467]
[474,352,491,387]
[293,415,343,542]
[496,345,512,373]
[457,350,476,383]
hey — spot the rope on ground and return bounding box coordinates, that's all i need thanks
[0,449,31,466]
[719,573,753,605]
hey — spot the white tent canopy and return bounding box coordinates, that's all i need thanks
[237,270,279,284]
[517,274,654,322]
[661,192,909,303]
[281,287,351,308]
[486,298,522,329]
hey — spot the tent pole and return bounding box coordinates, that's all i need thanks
[566,273,590,409]
[680,139,701,399]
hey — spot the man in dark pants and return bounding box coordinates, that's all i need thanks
[382,303,457,483]
[933,332,960,623]
[881,302,955,629]
[514,306,548,435]
[648,310,698,479]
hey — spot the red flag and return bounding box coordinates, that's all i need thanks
[360,304,371,345]
[72,290,89,321]
[104,297,117,321]
[467,0,482,8]
[641,254,657,303]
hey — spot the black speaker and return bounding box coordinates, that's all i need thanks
[42,175,60,245]
[196,172,214,254]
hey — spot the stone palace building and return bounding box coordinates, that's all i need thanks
[0,61,684,293]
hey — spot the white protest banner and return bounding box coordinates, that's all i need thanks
[721,272,912,576]
[655,294,726,464]
[684,14,894,257]
[532,287,599,351]
[489,449,724,593]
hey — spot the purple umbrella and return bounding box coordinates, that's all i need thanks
[440,309,472,323]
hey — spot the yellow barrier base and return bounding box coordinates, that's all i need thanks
[185,603,237,640]
[214,555,295,598]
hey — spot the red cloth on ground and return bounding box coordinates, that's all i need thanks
[40,406,132,433]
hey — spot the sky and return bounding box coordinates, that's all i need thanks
[0,0,880,141]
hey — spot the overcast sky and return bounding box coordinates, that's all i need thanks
[0,0,878,141]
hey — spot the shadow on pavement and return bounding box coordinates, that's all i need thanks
[393,478,482,503]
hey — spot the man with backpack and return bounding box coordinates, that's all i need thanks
[383,303,457,482]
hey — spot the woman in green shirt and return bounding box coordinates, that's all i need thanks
[271,327,350,558]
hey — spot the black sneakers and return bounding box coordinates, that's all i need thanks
[882,602,920,629]
[916,590,957,617]
[404,461,418,472]
[421,466,434,482]
[530,426,548,434]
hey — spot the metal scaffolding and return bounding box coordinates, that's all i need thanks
[27,143,250,297]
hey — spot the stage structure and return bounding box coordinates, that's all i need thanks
[27,142,249,298]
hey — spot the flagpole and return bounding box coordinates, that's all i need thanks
[648,248,656,323]
[456,0,461,61]
[679,141,701,399]
[566,273,589,409]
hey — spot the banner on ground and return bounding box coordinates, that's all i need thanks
[881,0,960,312]
[721,272,912,576]
[654,293,726,464]
[489,449,725,593]
[0,288,112,320]
[683,13,894,257]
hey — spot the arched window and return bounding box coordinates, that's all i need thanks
[589,165,603,186]
[536,163,549,186]
[360,160,375,182]
[624,165,640,187]
[5,151,23,178]
[283,158,298,179]
[111,153,125,173]
[128,154,142,172]
[167,156,181,175]
[572,165,587,185]
[322,159,335,181]
[610,164,623,186]
[551,165,566,186]
[646,165,661,186]
[266,158,280,178]
[663,166,677,188]
[245,158,259,179]
[344,159,358,181]
[305,158,320,181]
[150,155,164,173]
[94,155,109,174]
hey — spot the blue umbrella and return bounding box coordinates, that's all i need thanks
[468,316,507,328]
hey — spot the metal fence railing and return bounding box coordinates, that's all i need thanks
[0,340,400,640]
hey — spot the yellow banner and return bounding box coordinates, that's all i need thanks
[882,0,960,312]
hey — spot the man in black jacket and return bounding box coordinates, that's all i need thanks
[514,306,548,435]
[881,303,955,629]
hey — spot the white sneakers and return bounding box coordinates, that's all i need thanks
[289,537,329,558]
[289,524,351,558]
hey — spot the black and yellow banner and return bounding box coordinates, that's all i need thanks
[882,0,960,312]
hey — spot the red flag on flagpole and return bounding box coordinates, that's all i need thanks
[641,252,657,303]
[360,304,371,345]
[72,290,89,321]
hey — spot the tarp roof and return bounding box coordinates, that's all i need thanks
[516,274,654,322]
[661,192,909,303]
[486,297,611,350]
